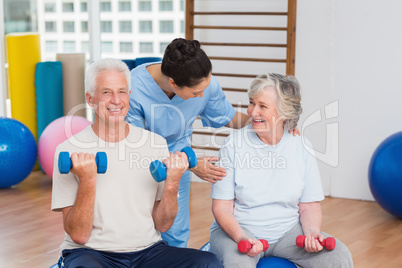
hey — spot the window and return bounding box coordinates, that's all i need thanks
[45,21,57,32]
[160,42,169,54]
[100,1,112,12]
[101,21,112,33]
[44,1,56,12]
[159,0,173,11]
[138,0,152,11]
[159,20,173,33]
[180,20,184,33]
[119,1,131,12]
[139,21,152,33]
[81,1,87,12]
[81,41,89,53]
[101,41,113,53]
[81,21,88,33]
[180,0,184,11]
[45,40,58,52]
[63,41,76,52]
[140,42,153,53]
[63,21,75,33]
[62,2,74,12]
[119,21,132,33]
[120,42,133,53]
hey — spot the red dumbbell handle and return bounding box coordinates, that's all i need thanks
[238,239,269,253]
[296,235,336,250]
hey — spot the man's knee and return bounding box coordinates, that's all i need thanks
[191,251,223,268]
[202,251,224,267]
[62,249,103,268]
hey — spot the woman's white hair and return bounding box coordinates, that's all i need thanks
[248,73,302,131]
[85,58,131,96]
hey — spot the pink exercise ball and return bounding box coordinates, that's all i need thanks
[38,116,91,178]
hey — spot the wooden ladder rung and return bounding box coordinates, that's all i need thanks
[192,131,229,137]
[212,73,257,78]
[192,145,220,151]
[192,25,287,31]
[200,42,287,48]
[192,12,288,16]
[209,56,286,63]
[233,104,249,109]
[222,88,248,93]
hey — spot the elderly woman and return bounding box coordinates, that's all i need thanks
[209,73,353,268]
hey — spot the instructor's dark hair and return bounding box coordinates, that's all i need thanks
[161,38,212,87]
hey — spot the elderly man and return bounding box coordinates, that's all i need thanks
[52,58,222,268]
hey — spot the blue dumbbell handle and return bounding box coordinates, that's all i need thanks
[58,152,107,174]
[149,147,198,183]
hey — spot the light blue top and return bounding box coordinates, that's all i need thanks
[125,62,236,152]
[210,125,325,244]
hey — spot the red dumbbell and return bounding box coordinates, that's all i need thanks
[296,235,336,250]
[238,239,269,253]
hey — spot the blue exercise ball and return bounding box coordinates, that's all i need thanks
[0,117,37,188]
[257,256,297,268]
[368,131,402,218]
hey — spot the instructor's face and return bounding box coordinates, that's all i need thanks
[173,74,211,100]
[86,70,131,126]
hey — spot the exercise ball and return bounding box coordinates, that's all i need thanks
[257,257,297,268]
[38,116,91,178]
[200,242,296,267]
[369,131,402,218]
[0,118,37,188]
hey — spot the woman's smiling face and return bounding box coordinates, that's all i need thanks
[247,87,284,138]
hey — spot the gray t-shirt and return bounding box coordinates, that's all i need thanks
[52,124,169,254]
[211,125,325,243]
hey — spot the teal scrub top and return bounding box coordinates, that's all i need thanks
[126,62,236,152]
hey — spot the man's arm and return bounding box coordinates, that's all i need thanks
[152,152,187,232]
[62,153,97,245]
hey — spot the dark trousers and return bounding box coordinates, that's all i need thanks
[61,241,223,268]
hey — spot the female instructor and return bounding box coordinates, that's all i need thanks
[125,38,249,247]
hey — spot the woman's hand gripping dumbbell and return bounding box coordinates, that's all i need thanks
[296,235,336,251]
[149,147,198,182]
[238,239,269,254]
[58,151,108,174]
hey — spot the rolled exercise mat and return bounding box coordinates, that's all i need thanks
[56,53,86,118]
[35,61,64,138]
[122,59,135,71]
[6,32,41,140]
[135,57,162,67]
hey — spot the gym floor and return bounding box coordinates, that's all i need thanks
[1,171,401,268]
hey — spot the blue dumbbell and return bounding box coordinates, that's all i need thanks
[149,147,198,182]
[58,151,108,174]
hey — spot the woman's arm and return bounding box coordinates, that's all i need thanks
[225,111,250,129]
[190,156,226,183]
[299,201,325,252]
[212,199,264,257]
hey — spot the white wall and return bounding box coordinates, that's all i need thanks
[297,0,402,200]
[191,0,402,201]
